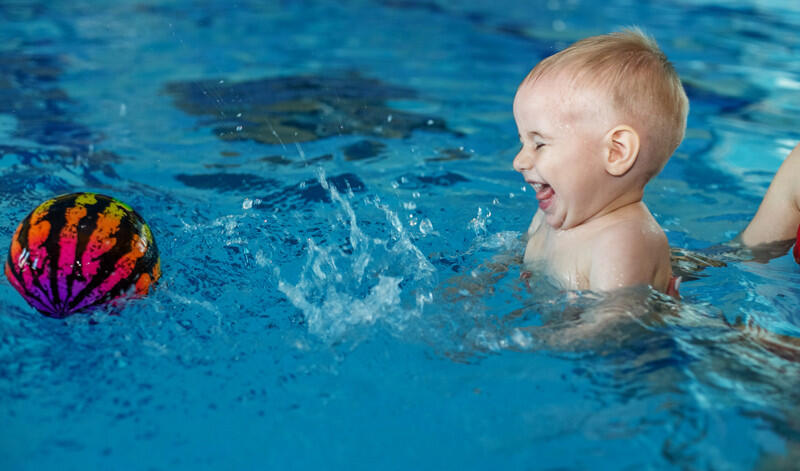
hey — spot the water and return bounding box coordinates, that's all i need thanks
[2,0,800,469]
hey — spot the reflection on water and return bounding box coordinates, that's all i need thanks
[164,72,458,147]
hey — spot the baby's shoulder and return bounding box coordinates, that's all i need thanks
[589,209,669,262]
[586,211,671,291]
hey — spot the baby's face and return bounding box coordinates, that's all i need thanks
[512,74,616,230]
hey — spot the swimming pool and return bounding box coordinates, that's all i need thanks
[2,0,800,468]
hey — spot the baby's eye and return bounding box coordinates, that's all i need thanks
[535,142,546,150]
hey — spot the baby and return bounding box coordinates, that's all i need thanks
[513,29,688,294]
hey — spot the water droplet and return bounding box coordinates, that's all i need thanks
[419,218,433,235]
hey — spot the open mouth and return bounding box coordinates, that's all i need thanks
[531,182,555,209]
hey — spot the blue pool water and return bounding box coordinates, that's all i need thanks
[2,0,800,469]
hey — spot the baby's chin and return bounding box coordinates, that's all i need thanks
[544,206,595,231]
[544,211,568,230]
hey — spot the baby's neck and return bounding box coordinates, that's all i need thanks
[579,189,645,227]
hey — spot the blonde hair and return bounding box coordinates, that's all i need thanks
[524,28,688,179]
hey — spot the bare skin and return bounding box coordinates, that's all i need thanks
[513,74,673,293]
[523,201,672,292]
[741,143,800,247]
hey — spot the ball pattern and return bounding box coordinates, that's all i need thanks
[5,193,160,317]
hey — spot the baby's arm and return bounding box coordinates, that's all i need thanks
[741,143,800,247]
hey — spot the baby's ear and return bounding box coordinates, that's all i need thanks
[603,125,640,176]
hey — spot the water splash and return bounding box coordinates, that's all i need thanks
[278,168,436,341]
[468,206,492,235]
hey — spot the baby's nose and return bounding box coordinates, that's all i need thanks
[513,150,533,172]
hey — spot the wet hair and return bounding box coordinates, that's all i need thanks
[523,28,689,180]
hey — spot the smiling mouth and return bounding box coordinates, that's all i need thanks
[529,181,555,209]
[530,182,546,192]
[528,181,551,195]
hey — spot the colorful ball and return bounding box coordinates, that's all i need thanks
[5,193,161,317]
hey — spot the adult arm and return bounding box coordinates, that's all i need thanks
[741,143,800,246]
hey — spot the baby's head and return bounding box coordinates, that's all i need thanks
[513,28,688,229]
